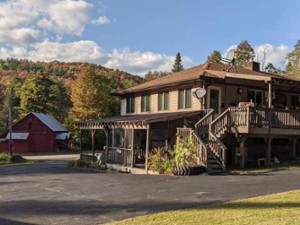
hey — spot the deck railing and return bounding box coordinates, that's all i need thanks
[106,147,132,167]
[229,107,300,129]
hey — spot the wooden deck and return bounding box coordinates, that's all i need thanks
[229,107,300,136]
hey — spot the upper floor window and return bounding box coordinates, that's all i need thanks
[141,95,151,112]
[178,89,191,109]
[126,97,135,114]
[158,92,169,111]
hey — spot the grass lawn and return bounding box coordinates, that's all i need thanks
[230,161,300,175]
[105,190,300,225]
[0,153,33,167]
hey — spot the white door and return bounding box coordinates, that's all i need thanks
[207,86,221,117]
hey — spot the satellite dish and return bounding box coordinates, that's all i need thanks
[192,88,206,99]
[221,48,236,65]
[226,49,235,61]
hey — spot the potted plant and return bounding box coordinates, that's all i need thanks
[173,133,206,176]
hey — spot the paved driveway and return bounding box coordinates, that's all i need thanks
[1,161,300,225]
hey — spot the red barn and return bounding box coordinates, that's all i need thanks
[0,112,70,153]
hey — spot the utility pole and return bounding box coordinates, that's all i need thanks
[8,87,13,156]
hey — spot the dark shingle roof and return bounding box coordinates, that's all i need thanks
[117,62,300,95]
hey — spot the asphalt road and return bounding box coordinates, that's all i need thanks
[1,161,300,225]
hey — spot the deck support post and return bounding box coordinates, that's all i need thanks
[145,125,150,174]
[292,138,297,158]
[91,129,96,157]
[266,137,272,165]
[239,137,247,169]
[131,129,135,168]
[80,128,83,154]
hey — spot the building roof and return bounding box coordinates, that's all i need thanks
[5,132,29,140]
[31,112,68,132]
[117,62,300,95]
[78,110,201,129]
[55,132,71,140]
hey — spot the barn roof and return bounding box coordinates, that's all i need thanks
[31,112,68,132]
[5,132,29,140]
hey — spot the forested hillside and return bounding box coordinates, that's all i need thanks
[0,58,144,137]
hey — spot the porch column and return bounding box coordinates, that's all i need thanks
[104,128,109,164]
[266,137,272,165]
[239,137,247,168]
[79,128,82,154]
[268,81,272,108]
[91,129,96,157]
[145,125,150,174]
[131,129,135,168]
[292,138,297,158]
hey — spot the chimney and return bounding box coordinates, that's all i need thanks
[244,61,260,72]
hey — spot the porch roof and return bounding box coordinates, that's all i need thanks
[78,110,201,129]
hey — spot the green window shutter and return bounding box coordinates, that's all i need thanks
[146,95,150,112]
[185,89,191,108]
[158,93,163,111]
[178,90,184,109]
[164,92,169,110]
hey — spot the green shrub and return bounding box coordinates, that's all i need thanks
[67,159,91,168]
[148,147,174,174]
[0,153,11,163]
[175,133,197,167]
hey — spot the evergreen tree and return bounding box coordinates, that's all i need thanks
[265,63,283,74]
[286,39,300,77]
[207,50,222,64]
[172,52,184,73]
[235,40,255,66]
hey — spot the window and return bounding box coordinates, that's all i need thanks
[158,92,169,111]
[178,89,191,109]
[126,97,135,114]
[248,89,263,106]
[141,95,151,112]
[291,95,299,109]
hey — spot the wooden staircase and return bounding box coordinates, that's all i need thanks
[177,108,232,174]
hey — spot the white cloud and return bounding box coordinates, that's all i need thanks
[28,40,108,63]
[254,44,290,69]
[104,48,193,75]
[43,0,92,35]
[0,0,94,46]
[91,16,111,25]
[224,44,290,69]
[0,28,40,46]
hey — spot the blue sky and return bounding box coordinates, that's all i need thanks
[0,0,299,75]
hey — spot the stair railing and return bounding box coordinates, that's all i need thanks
[208,108,230,169]
[176,128,207,167]
[194,109,214,140]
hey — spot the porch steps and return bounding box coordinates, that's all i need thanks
[207,153,226,174]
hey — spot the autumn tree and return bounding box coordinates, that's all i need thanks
[207,50,222,64]
[235,40,255,66]
[144,71,169,81]
[172,52,184,73]
[286,39,300,77]
[70,67,119,122]
[19,74,71,122]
